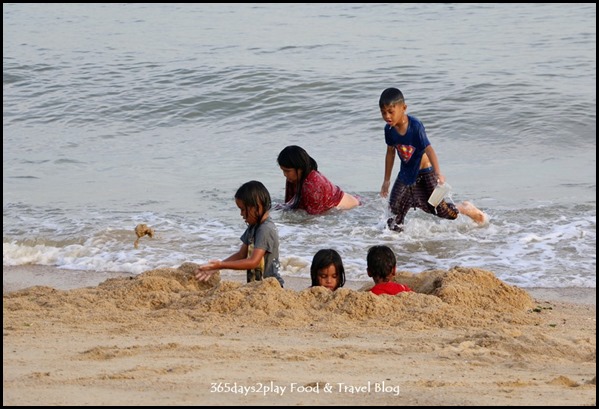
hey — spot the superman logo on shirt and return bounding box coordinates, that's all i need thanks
[396,144,415,162]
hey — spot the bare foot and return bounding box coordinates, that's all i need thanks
[457,201,488,225]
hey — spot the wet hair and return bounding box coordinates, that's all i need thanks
[310,248,345,289]
[366,245,396,280]
[379,87,405,108]
[277,145,318,209]
[234,180,271,226]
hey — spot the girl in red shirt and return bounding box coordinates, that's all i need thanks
[277,145,360,215]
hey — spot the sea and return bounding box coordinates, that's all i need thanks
[3,3,596,289]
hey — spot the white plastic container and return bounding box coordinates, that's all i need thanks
[428,183,451,207]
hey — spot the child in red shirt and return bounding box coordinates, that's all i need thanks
[277,145,360,215]
[367,245,412,295]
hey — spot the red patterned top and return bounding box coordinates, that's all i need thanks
[285,170,344,215]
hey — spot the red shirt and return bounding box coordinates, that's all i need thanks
[370,282,413,295]
[285,170,344,215]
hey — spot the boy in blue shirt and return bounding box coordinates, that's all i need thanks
[378,87,487,231]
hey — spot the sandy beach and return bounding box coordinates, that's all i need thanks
[3,264,596,406]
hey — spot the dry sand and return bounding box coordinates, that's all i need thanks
[3,264,596,406]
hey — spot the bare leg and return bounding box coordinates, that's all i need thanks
[456,201,488,225]
[336,192,360,211]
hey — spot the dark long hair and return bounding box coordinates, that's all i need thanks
[277,145,318,209]
[234,180,271,226]
[310,248,345,289]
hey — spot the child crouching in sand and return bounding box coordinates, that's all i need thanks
[195,180,284,287]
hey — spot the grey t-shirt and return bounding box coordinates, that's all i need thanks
[240,217,284,287]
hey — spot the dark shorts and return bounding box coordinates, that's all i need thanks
[387,168,459,230]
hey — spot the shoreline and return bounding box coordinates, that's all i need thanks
[3,264,596,305]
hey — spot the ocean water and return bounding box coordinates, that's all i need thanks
[3,3,596,288]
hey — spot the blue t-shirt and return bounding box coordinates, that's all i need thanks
[384,114,431,185]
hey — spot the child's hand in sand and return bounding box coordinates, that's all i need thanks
[195,260,220,281]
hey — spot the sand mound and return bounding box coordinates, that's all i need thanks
[3,264,595,407]
[3,264,536,329]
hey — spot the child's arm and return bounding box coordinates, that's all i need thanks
[284,180,296,203]
[380,146,395,197]
[195,244,269,281]
[274,181,296,210]
[212,245,265,271]
[424,145,445,185]
[195,244,249,281]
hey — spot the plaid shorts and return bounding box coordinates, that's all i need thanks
[387,168,458,230]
